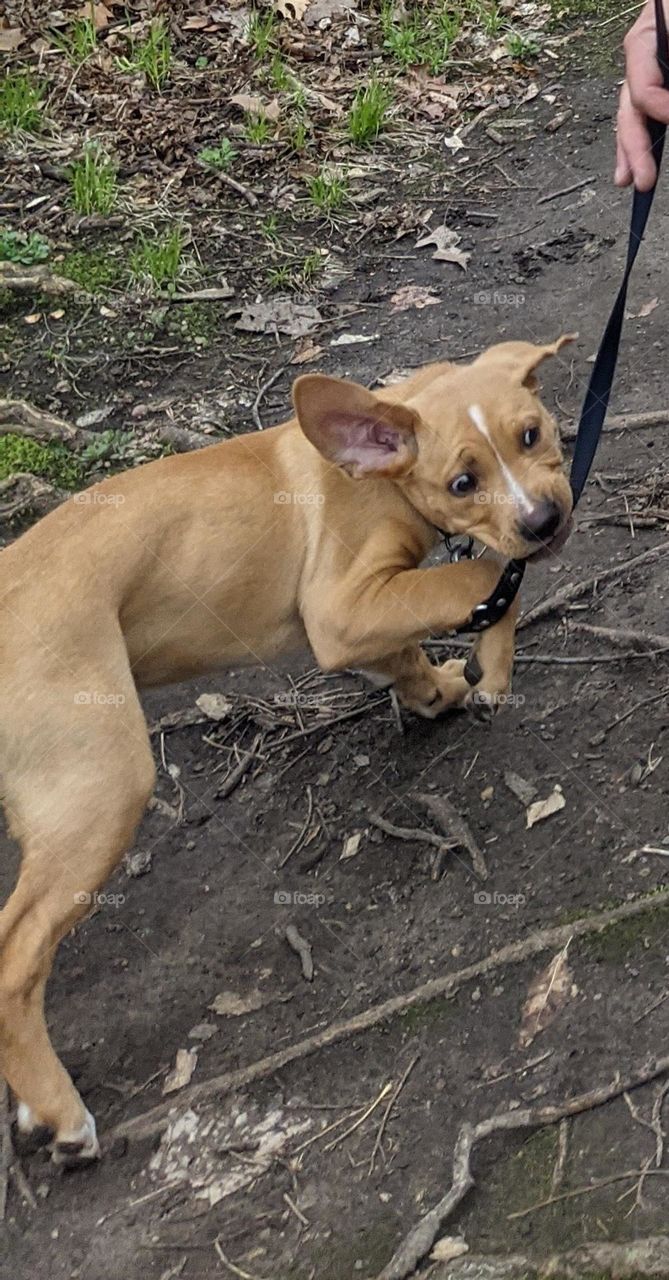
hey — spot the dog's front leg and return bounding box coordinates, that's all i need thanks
[462,593,520,721]
[304,556,519,719]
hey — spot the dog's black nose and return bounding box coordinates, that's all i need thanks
[519,500,561,544]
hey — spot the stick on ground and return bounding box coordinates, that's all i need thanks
[106,890,669,1145]
[377,1058,669,1280]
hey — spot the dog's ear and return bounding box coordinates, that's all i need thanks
[292,374,419,478]
[475,334,576,389]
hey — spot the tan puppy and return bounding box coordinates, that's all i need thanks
[0,337,573,1163]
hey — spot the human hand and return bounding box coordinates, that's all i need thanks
[616,0,669,191]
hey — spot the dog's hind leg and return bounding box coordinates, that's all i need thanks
[0,684,155,1164]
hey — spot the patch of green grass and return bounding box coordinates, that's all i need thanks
[267,264,293,291]
[70,143,117,215]
[348,78,391,145]
[116,18,172,90]
[129,226,184,290]
[269,52,291,91]
[506,29,540,58]
[474,2,504,36]
[59,248,121,292]
[245,112,274,144]
[0,71,44,133]
[307,168,349,215]
[260,213,281,246]
[248,7,278,60]
[56,16,97,65]
[0,229,50,265]
[300,249,325,287]
[380,0,460,74]
[288,117,309,153]
[197,138,237,171]
[0,435,83,489]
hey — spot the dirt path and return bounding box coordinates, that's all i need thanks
[2,11,669,1280]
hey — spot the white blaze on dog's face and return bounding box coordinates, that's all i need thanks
[292,336,575,561]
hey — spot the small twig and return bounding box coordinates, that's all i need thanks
[570,621,669,652]
[368,1055,420,1177]
[285,924,313,982]
[322,1082,393,1154]
[369,812,456,860]
[214,1239,268,1280]
[279,786,314,868]
[252,364,288,430]
[589,685,669,745]
[415,792,487,881]
[520,544,669,630]
[377,1063,669,1279]
[107,891,669,1146]
[550,1117,569,1194]
[508,1167,669,1221]
[561,408,669,439]
[217,734,262,799]
[634,989,669,1024]
[216,172,258,208]
[536,176,593,204]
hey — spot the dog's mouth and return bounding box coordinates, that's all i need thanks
[523,514,573,562]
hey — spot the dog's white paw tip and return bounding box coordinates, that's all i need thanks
[17,1101,37,1133]
[52,1110,100,1166]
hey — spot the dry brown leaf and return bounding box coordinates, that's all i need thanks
[77,2,111,28]
[639,297,659,318]
[390,284,440,312]
[274,0,312,17]
[430,1237,469,1263]
[518,943,572,1049]
[209,989,267,1017]
[236,299,322,337]
[163,1047,198,1094]
[416,225,470,270]
[230,93,281,121]
[526,786,565,829]
[504,770,538,807]
[196,692,233,721]
[340,832,362,860]
[290,340,323,364]
[0,27,25,51]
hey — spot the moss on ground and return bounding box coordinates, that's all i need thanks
[59,248,122,292]
[0,434,83,488]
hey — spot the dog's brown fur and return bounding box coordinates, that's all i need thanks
[0,338,573,1161]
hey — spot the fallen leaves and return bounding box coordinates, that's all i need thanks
[416,224,470,270]
[230,93,281,121]
[196,692,234,721]
[163,1047,198,1094]
[274,0,312,17]
[390,284,440,312]
[430,1237,469,1263]
[209,988,269,1017]
[519,942,573,1049]
[0,26,25,51]
[526,785,566,829]
[236,298,322,337]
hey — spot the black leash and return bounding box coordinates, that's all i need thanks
[453,0,669,641]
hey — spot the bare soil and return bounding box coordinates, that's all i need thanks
[2,14,669,1280]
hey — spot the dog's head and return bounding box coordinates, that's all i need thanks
[293,337,574,561]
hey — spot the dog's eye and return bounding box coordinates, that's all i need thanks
[449,472,477,497]
[522,425,540,449]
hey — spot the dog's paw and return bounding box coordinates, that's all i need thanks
[51,1110,100,1167]
[465,687,505,723]
[14,1102,52,1154]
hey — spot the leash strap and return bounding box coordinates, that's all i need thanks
[455,0,669,639]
